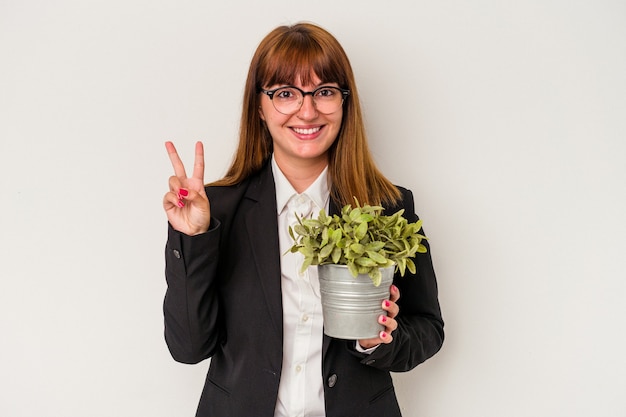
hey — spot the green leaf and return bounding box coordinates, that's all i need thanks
[355,257,377,267]
[366,250,387,264]
[347,261,359,277]
[369,268,382,286]
[302,218,322,229]
[349,207,362,221]
[303,237,319,249]
[358,265,370,275]
[300,256,313,273]
[365,241,385,252]
[319,243,334,259]
[406,258,416,274]
[386,212,399,226]
[383,259,395,268]
[401,223,418,239]
[293,224,308,236]
[331,246,342,264]
[354,221,368,240]
[396,258,406,276]
[387,239,404,251]
[356,213,374,223]
[321,228,329,247]
[318,210,331,225]
[350,243,365,254]
[298,247,315,257]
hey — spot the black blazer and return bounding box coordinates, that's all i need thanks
[164,162,444,417]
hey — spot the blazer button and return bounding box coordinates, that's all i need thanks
[172,249,181,259]
[327,374,337,388]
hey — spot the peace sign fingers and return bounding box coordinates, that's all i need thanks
[163,141,211,236]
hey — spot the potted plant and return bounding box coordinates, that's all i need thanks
[289,199,427,339]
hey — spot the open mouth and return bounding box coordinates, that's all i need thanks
[292,126,322,135]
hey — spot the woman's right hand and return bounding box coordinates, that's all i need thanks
[163,141,211,235]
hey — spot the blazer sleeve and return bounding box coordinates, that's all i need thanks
[163,220,223,364]
[351,188,444,372]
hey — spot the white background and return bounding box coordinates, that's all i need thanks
[1,1,625,416]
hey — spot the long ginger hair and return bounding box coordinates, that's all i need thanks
[211,22,400,207]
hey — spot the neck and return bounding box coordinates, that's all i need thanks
[274,155,328,193]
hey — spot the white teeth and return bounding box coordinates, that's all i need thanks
[293,127,321,135]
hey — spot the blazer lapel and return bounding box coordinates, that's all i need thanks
[243,175,345,352]
[243,164,284,339]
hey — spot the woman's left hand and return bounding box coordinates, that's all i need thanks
[358,284,400,349]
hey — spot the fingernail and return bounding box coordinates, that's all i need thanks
[381,315,387,323]
[179,188,189,197]
[391,285,398,292]
[177,200,185,208]
[384,300,390,308]
[380,332,387,339]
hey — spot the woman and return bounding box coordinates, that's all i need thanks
[163,22,444,417]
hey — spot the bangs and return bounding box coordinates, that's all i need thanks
[259,31,348,88]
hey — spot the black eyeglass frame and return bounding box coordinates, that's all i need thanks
[259,85,351,114]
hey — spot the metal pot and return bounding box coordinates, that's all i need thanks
[318,264,394,339]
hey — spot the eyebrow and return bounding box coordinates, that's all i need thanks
[268,81,340,89]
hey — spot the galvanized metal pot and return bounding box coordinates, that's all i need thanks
[317,264,394,339]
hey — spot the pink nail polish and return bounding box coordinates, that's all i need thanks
[179,188,189,197]
[384,300,390,308]
[177,200,185,208]
[381,315,387,323]
[381,332,387,339]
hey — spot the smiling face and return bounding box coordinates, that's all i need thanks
[259,73,343,172]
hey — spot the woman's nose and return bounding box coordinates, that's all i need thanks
[296,94,318,119]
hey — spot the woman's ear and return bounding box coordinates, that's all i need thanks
[258,106,265,121]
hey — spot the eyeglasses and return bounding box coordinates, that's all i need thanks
[260,85,350,115]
